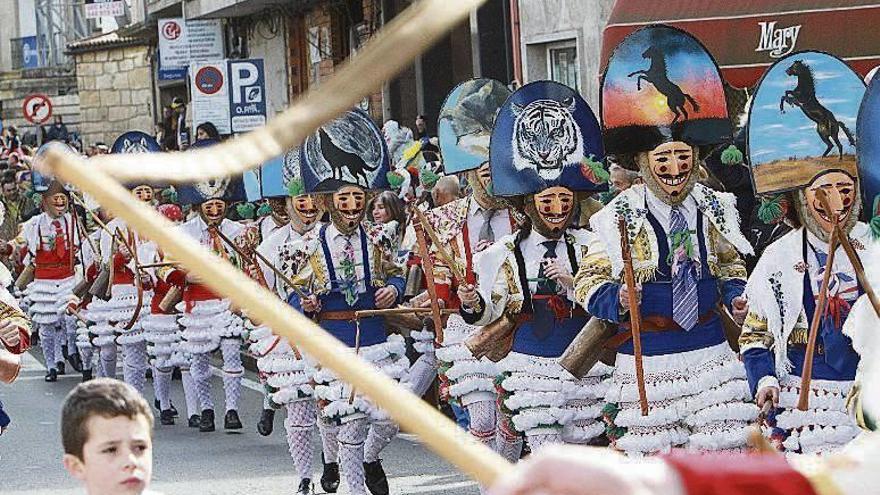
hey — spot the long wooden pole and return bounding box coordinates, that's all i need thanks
[210,226,307,299]
[798,213,839,411]
[413,206,466,283]
[45,150,512,486]
[618,216,648,416]
[412,207,445,344]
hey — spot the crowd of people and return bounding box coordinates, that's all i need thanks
[0,23,879,495]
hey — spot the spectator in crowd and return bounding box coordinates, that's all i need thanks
[4,126,20,152]
[195,122,220,142]
[61,379,156,495]
[431,175,460,207]
[170,97,189,150]
[0,172,34,242]
[608,163,640,192]
[369,190,407,243]
[46,115,70,143]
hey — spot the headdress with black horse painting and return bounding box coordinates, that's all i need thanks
[747,50,865,236]
[177,139,246,205]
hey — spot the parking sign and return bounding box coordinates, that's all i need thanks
[228,59,266,133]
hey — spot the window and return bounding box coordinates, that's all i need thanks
[548,42,579,91]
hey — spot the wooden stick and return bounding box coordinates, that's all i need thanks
[413,206,466,283]
[814,189,880,321]
[137,261,179,270]
[87,0,486,184]
[618,216,648,416]
[354,307,455,319]
[412,207,445,344]
[45,150,511,486]
[798,218,839,411]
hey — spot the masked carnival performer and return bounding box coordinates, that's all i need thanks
[410,78,516,459]
[19,143,82,382]
[285,109,408,495]
[246,146,326,493]
[142,202,195,426]
[70,202,102,381]
[0,202,31,357]
[84,132,160,398]
[741,51,869,454]
[163,138,248,432]
[574,26,756,455]
[457,81,612,455]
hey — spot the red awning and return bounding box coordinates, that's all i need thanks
[602,0,880,88]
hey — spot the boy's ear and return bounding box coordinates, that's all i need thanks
[63,453,86,481]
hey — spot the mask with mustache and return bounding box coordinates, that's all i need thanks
[200,199,227,226]
[43,193,69,218]
[467,163,507,211]
[287,195,320,234]
[326,186,366,235]
[523,186,576,239]
[637,141,699,205]
[795,171,860,242]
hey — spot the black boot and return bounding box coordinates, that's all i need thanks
[44,368,58,382]
[320,455,339,494]
[56,361,65,375]
[81,369,93,382]
[257,408,275,436]
[188,415,201,428]
[199,409,215,432]
[224,409,242,430]
[364,460,389,495]
[67,352,82,372]
[297,478,313,495]
[160,409,175,426]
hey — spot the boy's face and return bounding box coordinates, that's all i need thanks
[64,415,153,495]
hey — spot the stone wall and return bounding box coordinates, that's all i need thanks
[74,45,154,146]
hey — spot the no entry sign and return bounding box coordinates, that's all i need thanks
[22,94,52,124]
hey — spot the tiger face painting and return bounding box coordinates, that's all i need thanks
[510,98,584,181]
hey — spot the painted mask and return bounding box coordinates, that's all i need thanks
[287,194,320,232]
[526,186,575,238]
[638,141,698,204]
[200,199,227,226]
[43,193,69,218]
[132,185,154,203]
[268,197,290,224]
[800,170,859,239]
[329,186,366,235]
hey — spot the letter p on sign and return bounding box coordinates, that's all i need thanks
[231,62,259,104]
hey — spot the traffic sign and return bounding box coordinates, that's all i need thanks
[22,94,52,124]
[195,66,224,95]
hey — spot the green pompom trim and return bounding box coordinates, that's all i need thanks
[257,202,272,217]
[161,187,178,204]
[287,178,305,197]
[236,203,256,220]
[720,144,744,166]
[386,171,404,189]
[757,194,788,225]
[420,166,440,189]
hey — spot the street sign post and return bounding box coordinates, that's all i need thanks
[22,94,52,125]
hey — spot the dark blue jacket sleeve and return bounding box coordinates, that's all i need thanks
[742,347,776,396]
[587,282,622,323]
[720,278,746,311]
[821,319,860,377]
[387,276,406,304]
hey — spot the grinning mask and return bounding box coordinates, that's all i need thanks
[637,141,699,205]
[200,199,227,226]
[287,194,320,233]
[524,186,576,239]
[328,185,366,235]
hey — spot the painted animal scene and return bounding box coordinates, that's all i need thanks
[748,52,863,194]
[601,25,729,151]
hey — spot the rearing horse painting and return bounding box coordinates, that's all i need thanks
[780,60,856,159]
[628,45,700,124]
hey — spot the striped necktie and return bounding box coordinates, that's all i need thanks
[669,207,698,331]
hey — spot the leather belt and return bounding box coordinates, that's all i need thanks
[319,310,358,321]
[606,310,717,349]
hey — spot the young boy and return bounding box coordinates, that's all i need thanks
[61,378,156,495]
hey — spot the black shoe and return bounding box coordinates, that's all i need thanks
[364,460,389,495]
[188,415,201,428]
[160,409,175,426]
[56,361,65,375]
[224,409,242,430]
[297,478,313,495]
[257,408,275,436]
[81,369,93,382]
[320,458,340,494]
[44,369,58,382]
[67,353,82,372]
[199,409,215,432]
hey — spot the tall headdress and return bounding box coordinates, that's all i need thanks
[177,139,246,205]
[489,80,606,196]
[438,78,511,174]
[857,69,880,224]
[747,51,864,196]
[601,24,731,157]
[300,108,390,193]
[31,141,74,194]
[111,130,165,190]
[260,145,306,199]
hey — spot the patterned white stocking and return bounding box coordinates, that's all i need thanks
[220,338,243,412]
[337,418,369,495]
[285,400,317,482]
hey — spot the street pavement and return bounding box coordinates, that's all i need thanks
[1,351,479,495]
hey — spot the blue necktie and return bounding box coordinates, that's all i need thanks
[669,207,698,330]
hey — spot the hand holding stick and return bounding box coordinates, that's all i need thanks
[619,216,649,416]
[412,205,446,344]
